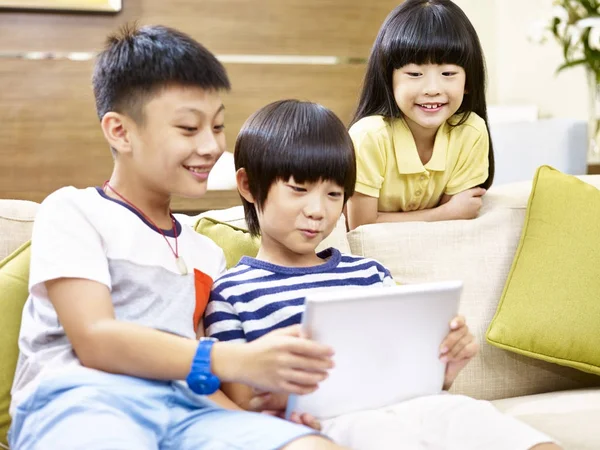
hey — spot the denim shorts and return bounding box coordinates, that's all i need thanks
[9,367,316,450]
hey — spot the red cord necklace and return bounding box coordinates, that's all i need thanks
[103,181,188,275]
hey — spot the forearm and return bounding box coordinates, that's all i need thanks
[208,389,245,410]
[375,203,453,223]
[77,319,244,382]
[221,381,255,410]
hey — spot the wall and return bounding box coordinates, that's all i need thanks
[456,0,588,120]
[0,0,398,208]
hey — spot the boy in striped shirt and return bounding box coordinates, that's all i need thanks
[204,100,556,450]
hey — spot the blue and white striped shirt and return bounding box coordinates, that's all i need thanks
[204,248,395,342]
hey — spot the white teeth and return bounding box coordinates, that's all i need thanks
[186,166,209,173]
[420,104,442,109]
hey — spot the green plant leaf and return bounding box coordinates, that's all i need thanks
[556,59,588,74]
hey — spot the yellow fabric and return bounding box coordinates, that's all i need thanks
[349,113,489,212]
[194,217,260,269]
[0,241,31,446]
[486,166,600,376]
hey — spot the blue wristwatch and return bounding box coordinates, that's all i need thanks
[186,337,220,395]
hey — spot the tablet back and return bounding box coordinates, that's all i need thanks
[286,280,462,420]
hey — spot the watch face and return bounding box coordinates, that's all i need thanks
[189,373,220,396]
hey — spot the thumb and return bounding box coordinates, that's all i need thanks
[249,392,271,411]
[471,187,486,197]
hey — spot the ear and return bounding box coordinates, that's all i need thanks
[236,168,255,203]
[100,112,134,155]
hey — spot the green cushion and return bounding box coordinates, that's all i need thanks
[0,241,31,446]
[194,217,260,269]
[486,166,600,376]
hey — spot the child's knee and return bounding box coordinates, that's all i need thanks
[283,435,345,450]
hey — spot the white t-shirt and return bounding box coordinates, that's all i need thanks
[10,186,225,415]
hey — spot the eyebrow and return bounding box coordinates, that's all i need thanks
[175,104,225,118]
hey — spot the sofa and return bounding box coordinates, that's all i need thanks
[2,175,600,449]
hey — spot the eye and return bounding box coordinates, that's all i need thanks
[214,124,225,133]
[442,72,458,77]
[329,191,343,198]
[177,126,197,133]
[406,72,421,77]
[288,184,307,193]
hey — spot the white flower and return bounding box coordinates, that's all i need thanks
[552,5,570,23]
[576,17,600,29]
[556,20,568,39]
[569,23,583,46]
[589,25,600,50]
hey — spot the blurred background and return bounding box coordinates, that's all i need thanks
[0,0,596,211]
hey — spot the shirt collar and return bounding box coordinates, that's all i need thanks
[391,118,448,174]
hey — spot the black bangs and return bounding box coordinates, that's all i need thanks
[383,4,474,70]
[234,100,357,236]
[93,24,230,122]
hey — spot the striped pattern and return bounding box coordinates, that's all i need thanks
[205,248,394,342]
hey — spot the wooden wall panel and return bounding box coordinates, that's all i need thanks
[0,0,398,56]
[0,59,365,205]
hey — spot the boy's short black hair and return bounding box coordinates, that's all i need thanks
[92,23,230,124]
[234,100,356,236]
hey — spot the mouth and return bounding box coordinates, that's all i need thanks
[417,103,446,112]
[299,229,321,239]
[184,165,212,181]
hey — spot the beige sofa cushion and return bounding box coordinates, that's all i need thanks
[493,388,600,450]
[347,176,600,401]
[0,200,38,261]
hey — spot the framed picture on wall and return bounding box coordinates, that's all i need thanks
[0,0,121,13]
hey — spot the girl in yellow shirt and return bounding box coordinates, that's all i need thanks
[347,0,495,229]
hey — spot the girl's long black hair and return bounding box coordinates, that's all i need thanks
[352,0,494,188]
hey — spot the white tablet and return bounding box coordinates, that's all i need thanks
[285,280,463,421]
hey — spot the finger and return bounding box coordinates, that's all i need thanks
[446,334,474,360]
[285,338,335,359]
[471,187,487,197]
[289,412,303,424]
[249,392,289,412]
[450,316,465,330]
[278,366,328,387]
[300,413,322,431]
[249,393,272,411]
[280,380,320,396]
[290,354,334,374]
[454,341,479,361]
[440,327,468,354]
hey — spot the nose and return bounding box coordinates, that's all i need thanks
[303,192,325,220]
[423,73,441,97]
[195,128,224,161]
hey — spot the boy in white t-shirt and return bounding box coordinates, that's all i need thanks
[9,25,345,450]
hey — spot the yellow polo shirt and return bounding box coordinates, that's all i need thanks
[349,113,489,212]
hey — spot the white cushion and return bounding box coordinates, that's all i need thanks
[493,388,600,449]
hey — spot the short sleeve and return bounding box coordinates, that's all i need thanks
[445,127,490,195]
[29,188,110,297]
[204,289,247,343]
[377,263,396,286]
[349,123,388,198]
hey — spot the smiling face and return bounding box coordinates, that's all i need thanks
[392,63,466,138]
[252,176,345,267]
[121,85,226,199]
